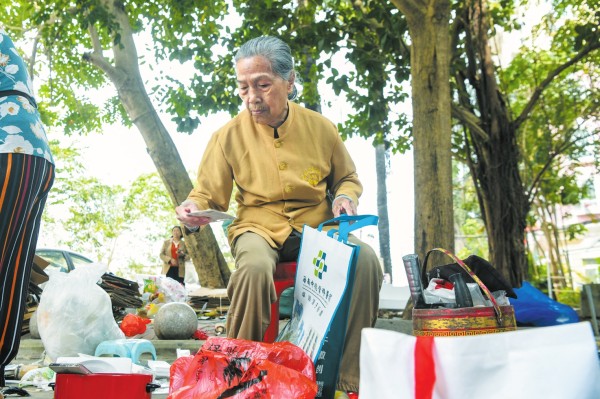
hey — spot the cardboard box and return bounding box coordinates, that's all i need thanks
[30,255,50,285]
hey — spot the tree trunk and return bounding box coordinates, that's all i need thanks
[393,0,455,263]
[460,1,528,286]
[375,143,393,281]
[537,203,567,291]
[301,50,321,113]
[86,0,230,287]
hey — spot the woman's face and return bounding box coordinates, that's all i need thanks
[235,56,294,128]
[172,227,182,238]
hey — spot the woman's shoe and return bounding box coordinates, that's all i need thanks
[0,387,30,397]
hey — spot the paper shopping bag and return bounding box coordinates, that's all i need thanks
[360,322,600,399]
[278,214,379,399]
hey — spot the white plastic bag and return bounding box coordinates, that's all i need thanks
[423,280,510,307]
[360,322,600,399]
[423,278,455,304]
[138,275,187,303]
[37,263,125,360]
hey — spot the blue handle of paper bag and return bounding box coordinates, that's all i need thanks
[318,214,379,241]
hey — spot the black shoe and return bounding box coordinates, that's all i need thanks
[0,387,31,397]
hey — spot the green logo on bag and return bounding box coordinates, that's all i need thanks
[313,250,327,279]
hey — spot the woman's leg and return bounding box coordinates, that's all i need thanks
[226,232,278,341]
[0,154,54,386]
[166,266,182,283]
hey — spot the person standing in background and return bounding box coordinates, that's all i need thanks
[159,226,188,285]
[0,27,55,390]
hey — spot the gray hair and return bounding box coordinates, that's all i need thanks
[234,36,299,100]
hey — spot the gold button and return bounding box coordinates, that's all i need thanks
[274,140,282,148]
[284,184,293,193]
[288,218,295,225]
[279,162,287,170]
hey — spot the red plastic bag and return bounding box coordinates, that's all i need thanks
[169,355,196,394]
[168,338,317,399]
[193,328,209,340]
[119,313,151,337]
[202,337,315,380]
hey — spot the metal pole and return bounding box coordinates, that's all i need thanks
[584,284,599,337]
[547,261,553,299]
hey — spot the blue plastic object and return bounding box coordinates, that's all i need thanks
[511,281,579,327]
[94,338,157,365]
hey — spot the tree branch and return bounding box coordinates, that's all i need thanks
[390,0,425,21]
[82,50,126,85]
[451,103,490,141]
[526,125,600,204]
[514,41,600,130]
[82,22,126,86]
[28,35,39,81]
[89,23,103,55]
[449,5,466,61]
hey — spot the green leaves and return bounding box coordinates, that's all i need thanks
[43,142,177,266]
[5,0,415,151]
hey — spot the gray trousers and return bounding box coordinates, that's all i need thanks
[227,231,383,392]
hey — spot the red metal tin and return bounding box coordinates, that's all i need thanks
[413,305,516,336]
[413,248,517,337]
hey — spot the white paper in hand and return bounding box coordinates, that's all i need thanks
[188,209,234,222]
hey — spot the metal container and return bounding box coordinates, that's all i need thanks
[413,304,516,336]
[53,373,157,399]
[412,248,517,337]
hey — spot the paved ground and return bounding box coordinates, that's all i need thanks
[7,318,413,399]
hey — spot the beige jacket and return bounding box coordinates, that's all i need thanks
[187,101,362,248]
[159,238,188,277]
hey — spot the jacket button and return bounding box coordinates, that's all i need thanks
[284,184,294,193]
[274,140,282,148]
[279,162,287,170]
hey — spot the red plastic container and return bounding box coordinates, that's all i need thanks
[54,373,156,399]
[263,261,297,342]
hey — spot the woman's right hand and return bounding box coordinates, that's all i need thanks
[175,200,212,229]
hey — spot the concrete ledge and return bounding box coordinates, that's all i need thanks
[374,318,413,334]
[14,338,203,364]
[14,318,414,364]
[379,284,410,310]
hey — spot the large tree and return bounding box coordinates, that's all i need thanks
[450,0,599,285]
[450,0,529,285]
[6,0,232,287]
[384,0,599,286]
[391,0,455,263]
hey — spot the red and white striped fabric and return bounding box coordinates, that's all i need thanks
[360,322,600,399]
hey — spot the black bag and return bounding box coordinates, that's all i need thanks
[425,254,517,298]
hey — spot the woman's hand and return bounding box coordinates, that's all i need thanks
[332,195,357,217]
[175,200,212,229]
